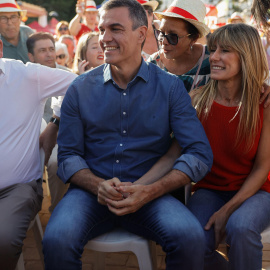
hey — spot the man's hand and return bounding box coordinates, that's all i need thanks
[204,208,230,249]
[39,122,58,165]
[105,184,151,216]
[97,177,124,205]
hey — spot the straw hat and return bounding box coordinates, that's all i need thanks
[154,0,210,38]
[137,0,159,11]
[85,0,98,12]
[0,0,27,17]
[228,12,244,23]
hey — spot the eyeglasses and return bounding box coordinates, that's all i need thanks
[0,15,20,24]
[56,54,66,59]
[59,27,68,31]
[154,29,191,46]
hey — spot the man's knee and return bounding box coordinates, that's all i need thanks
[0,225,24,266]
[226,216,259,243]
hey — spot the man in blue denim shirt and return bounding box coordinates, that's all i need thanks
[43,0,213,269]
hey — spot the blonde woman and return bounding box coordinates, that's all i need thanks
[55,21,70,41]
[140,23,270,270]
[72,32,104,74]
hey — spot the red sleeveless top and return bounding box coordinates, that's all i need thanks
[194,101,270,192]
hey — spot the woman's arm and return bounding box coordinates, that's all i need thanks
[134,139,181,185]
[205,105,270,247]
[134,91,199,186]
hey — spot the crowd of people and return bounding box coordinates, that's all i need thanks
[1,0,270,269]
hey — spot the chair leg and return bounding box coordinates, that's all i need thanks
[44,166,50,197]
[93,251,106,270]
[132,240,156,270]
[150,241,157,270]
[32,216,45,269]
[15,253,25,270]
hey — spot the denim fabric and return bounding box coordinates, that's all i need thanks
[57,60,213,184]
[187,188,270,270]
[43,185,205,270]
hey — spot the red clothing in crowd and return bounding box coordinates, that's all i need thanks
[75,23,99,43]
[194,101,270,192]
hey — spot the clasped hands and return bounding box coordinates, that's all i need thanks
[97,177,150,216]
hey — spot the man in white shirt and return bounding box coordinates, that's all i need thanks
[0,37,77,269]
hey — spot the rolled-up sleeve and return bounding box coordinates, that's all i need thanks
[57,82,89,183]
[169,78,213,182]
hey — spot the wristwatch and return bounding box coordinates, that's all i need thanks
[49,117,60,127]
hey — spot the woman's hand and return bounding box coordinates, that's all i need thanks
[204,208,230,249]
[78,59,90,75]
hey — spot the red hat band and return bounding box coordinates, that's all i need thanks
[166,6,198,21]
[0,3,18,9]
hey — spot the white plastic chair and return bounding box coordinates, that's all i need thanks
[85,184,192,270]
[15,119,47,270]
[85,228,157,270]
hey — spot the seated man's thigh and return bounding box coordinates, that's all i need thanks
[0,180,43,269]
[122,194,204,249]
[43,185,117,250]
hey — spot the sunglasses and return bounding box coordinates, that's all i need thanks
[56,54,66,59]
[59,27,68,31]
[154,29,191,46]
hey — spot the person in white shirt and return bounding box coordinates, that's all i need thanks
[27,32,71,213]
[0,37,77,269]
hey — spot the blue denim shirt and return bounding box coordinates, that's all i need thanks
[57,60,213,184]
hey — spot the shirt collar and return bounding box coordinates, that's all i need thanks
[103,58,149,85]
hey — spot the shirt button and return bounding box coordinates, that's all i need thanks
[123,130,126,134]
[123,112,126,115]
[120,144,123,146]
[116,160,119,163]
[123,92,126,96]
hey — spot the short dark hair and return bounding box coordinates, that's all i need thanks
[183,20,200,41]
[100,0,148,30]
[26,32,55,55]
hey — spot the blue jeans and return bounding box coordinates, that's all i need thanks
[187,188,270,270]
[43,184,205,270]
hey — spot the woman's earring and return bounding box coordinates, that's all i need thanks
[190,45,193,50]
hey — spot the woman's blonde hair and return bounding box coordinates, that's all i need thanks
[72,32,100,75]
[194,23,269,150]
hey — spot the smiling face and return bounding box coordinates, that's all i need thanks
[28,39,56,68]
[85,35,104,68]
[159,17,193,60]
[210,43,241,83]
[98,7,146,68]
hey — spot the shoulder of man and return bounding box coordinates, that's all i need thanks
[55,63,71,72]
[20,25,35,36]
